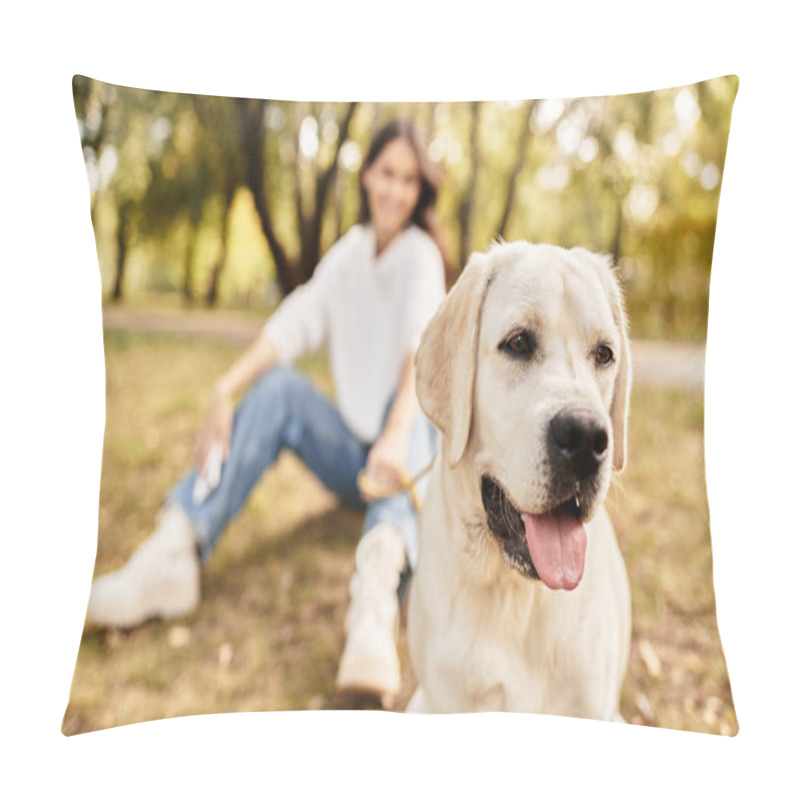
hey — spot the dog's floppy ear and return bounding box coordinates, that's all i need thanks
[416,251,493,468]
[604,262,631,472]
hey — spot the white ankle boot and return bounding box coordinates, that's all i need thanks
[85,505,201,628]
[335,524,406,704]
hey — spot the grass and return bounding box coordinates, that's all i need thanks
[62,330,737,736]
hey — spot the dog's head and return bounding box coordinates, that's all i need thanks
[416,242,631,590]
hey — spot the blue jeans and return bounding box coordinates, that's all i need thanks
[168,366,437,571]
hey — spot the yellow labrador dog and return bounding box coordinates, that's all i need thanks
[407,242,631,719]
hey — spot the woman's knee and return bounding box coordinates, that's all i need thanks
[249,365,308,407]
[231,366,306,439]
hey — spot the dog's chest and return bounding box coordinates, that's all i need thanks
[426,585,594,714]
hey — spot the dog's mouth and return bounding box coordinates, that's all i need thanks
[480,476,587,590]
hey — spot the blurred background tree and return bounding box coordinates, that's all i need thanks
[73,75,737,340]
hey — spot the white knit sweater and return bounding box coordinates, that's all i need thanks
[262,223,446,443]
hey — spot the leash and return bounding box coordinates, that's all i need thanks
[356,458,435,513]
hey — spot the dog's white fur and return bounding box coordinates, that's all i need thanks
[407,242,631,718]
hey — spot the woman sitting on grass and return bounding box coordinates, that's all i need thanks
[86,118,448,706]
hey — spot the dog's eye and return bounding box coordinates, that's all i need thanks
[595,345,614,366]
[501,331,535,359]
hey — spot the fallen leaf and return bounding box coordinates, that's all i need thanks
[638,639,662,678]
[703,696,723,726]
[168,625,192,648]
[218,642,234,668]
[635,692,654,722]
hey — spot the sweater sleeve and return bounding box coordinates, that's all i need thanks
[398,233,446,354]
[261,229,352,364]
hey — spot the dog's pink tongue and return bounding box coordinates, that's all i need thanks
[521,510,587,591]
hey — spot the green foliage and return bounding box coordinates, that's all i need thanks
[73,76,738,338]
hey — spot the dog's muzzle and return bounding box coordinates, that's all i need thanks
[480,476,584,586]
[547,410,609,481]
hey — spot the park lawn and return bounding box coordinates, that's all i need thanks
[62,330,737,736]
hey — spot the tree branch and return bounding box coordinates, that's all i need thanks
[235,97,295,293]
[301,101,358,281]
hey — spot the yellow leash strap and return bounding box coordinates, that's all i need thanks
[356,458,435,513]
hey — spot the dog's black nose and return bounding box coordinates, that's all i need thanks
[548,411,609,479]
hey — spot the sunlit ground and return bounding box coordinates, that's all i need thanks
[63,331,736,736]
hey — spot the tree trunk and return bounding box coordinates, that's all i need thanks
[611,203,623,264]
[334,170,344,241]
[238,99,357,294]
[111,202,130,302]
[458,102,481,270]
[235,97,295,294]
[497,101,536,239]
[205,182,236,307]
[424,103,436,143]
[183,221,197,302]
[299,101,358,282]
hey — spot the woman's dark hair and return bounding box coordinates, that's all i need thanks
[358,118,451,275]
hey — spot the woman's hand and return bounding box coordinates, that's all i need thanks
[193,334,278,476]
[360,350,419,504]
[195,381,234,474]
[360,426,409,503]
